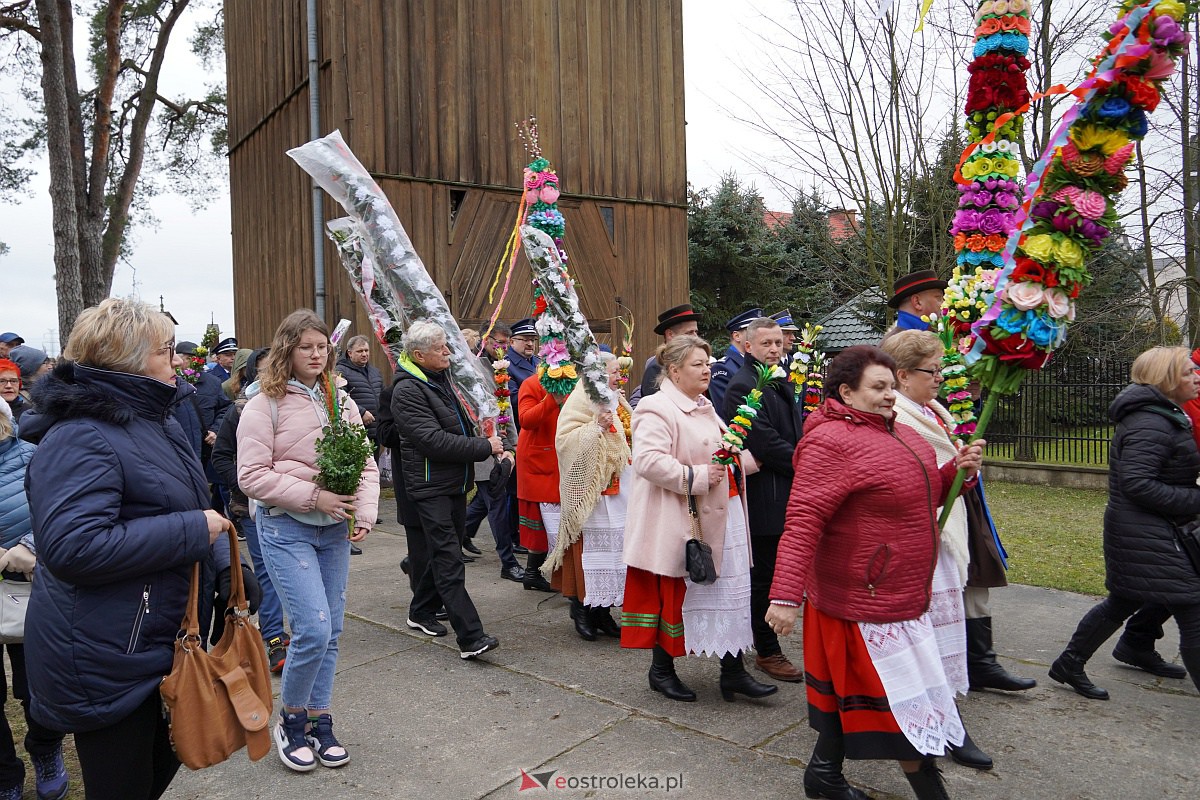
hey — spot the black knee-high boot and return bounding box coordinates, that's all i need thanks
[1049,603,1125,700]
[588,605,621,637]
[803,732,870,800]
[904,759,951,800]
[569,597,597,641]
[718,652,777,701]
[648,644,695,702]
[522,551,555,592]
[965,617,1037,691]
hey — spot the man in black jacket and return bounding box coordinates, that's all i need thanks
[336,335,384,445]
[392,321,503,659]
[721,317,804,682]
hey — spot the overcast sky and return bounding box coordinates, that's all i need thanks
[0,1,859,354]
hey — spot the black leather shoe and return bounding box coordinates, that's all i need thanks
[947,730,993,770]
[349,543,363,556]
[400,556,410,575]
[648,665,696,701]
[461,553,477,564]
[1113,641,1189,679]
[803,755,870,800]
[500,565,526,582]
[590,607,621,637]
[719,670,778,702]
[462,539,482,555]
[1049,654,1109,700]
[512,544,529,555]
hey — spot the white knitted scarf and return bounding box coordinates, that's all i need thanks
[544,386,632,575]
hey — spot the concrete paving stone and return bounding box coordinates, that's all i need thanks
[163,517,1200,800]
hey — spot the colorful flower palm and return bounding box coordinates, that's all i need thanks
[714,363,786,465]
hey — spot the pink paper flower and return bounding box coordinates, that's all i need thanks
[1074,190,1107,219]
[1044,288,1072,319]
[1005,281,1046,311]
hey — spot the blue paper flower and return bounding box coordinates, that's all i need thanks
[1025,313,1059,347]
[1096,97,1132,122]
[996,307,1029,335]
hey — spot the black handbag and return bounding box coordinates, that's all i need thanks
[1173,518,1200,575]
[684,466,717,585]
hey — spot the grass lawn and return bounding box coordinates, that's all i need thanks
[985,479,1109,596]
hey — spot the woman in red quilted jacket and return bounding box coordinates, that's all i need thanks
[765,345,983,800]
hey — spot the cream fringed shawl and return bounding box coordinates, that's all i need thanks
[892,394,970,586]
[544,386,632,575]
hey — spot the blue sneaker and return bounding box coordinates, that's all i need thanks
[273,710,317,772]
[305,713,350,768]
[32,745,67,800]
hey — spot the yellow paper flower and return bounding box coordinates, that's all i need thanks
[1155,0,1186,20]
[1055,236,1085,268]
[1021,233,1056,263]
[1070,123,1129,156]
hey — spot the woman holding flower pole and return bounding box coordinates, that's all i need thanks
[766,345,985,800]
[622,335,776,704]
[1049,346,1200,700]
[238,309,379,772]
[546,352,631,641]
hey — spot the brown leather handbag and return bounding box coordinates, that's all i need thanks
[160,529,273,769]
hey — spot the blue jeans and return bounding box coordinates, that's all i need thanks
[256,510,349,711]
[464,480,519,570]
[237,511,286,642]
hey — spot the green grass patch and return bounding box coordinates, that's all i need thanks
[985,480,1108,596]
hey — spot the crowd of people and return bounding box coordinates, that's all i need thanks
[1,267,1199,799]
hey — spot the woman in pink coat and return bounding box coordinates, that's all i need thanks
[621,335,775,704]
[238,309,379,773]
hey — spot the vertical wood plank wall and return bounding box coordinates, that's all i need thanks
[226,0,687,379]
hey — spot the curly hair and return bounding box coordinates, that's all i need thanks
[258,309,331,398]
[824,345,897,400]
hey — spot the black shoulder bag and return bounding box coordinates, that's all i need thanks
[684,466,717,585]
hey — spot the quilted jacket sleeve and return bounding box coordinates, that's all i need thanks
[29,425,210,585]
[1116,416,1200,517]
[770,429,854,604]
[236,394,321,510]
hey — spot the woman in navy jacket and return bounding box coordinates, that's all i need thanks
[24,298,233,800]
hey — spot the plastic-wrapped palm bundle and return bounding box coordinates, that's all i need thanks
[288,131,498,426]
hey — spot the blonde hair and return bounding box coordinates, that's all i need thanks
[1131,346,1194,397]
[880,329,943,371]
[461,328,481,351]
[259,309,331,398]
[655,334,711,388]
[64,298,175,375]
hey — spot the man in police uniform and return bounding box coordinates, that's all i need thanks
[769,309,800,365]
[708,307,762,411]
[209,337,239,382]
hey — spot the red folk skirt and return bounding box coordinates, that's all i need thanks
[803,603,923,761]
[517,499,548,552]
[619,567,686,657]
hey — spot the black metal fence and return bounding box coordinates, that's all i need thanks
[985,356,1133,467]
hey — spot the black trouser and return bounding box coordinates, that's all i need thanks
[1068,594,1200,691]
[0,643,65,790]
[1119,603,1174,651]
[750,533,783,658]
[409,494,485,648]
[74,690,178,800]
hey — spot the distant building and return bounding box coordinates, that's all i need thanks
[815,288,886,353]
[762,208,859,241]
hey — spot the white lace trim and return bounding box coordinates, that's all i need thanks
[540,503,562,554]
[859,546,967,756]
[681,495,754,658]
[581,490,628,607]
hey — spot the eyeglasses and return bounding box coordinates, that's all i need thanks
[296,343,331,355]
[0,378,18,387]
[153,341,176,357]
[911,368,943,378]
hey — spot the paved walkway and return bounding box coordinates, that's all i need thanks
[165,511,1198,800]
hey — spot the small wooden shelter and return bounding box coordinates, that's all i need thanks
[224,1,688,375]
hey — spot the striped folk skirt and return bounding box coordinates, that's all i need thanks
[805,545,967,760]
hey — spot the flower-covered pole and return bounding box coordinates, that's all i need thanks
[938,0,1191,527]
[288,131,499,427]
[714,363,786,465]
[520,225,616,410]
